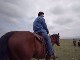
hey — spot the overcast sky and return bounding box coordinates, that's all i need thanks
[0,0,80,38]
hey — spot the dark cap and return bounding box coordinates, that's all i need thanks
[38,11,44,16]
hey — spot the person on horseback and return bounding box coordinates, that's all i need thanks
[33,11,55,57]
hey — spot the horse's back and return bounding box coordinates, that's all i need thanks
[8,31,35,50]
[9,31,34,43]
[8,31,36,60]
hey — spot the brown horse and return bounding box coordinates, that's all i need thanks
[78,40,80,47]
[0,31,60,60]
[73,39,76,46]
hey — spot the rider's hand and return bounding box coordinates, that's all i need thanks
[47,30,49,34]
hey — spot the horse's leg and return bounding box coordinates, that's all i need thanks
[46,57,55,60]
[45,55,56,60]
[45,55,50,60]
[45,57,50,60]
[74,43,76,46]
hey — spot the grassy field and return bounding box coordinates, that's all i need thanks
[54,39,80,60]
[32,39,80,60]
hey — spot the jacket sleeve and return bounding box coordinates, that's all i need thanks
[41,18,49,34]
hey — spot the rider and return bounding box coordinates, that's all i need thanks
[33,11,55,57]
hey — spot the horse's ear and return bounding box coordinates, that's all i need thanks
[58,33,59,35]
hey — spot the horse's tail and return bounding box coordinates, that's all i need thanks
[0,31,14,60]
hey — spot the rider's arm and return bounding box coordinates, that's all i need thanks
[41,18,49,34]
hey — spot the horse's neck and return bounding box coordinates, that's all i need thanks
[50,35,55,44]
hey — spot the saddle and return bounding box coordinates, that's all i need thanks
[33,32,46,44]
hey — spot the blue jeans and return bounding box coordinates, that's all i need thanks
[40,30,54,55]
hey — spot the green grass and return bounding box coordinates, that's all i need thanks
[54,39,80,60]
[32,39,80,60]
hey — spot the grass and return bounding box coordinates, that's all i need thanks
[54,39,80,60]
[32,39,80,60]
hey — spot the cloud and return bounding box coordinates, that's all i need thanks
[0,1,27,18]
[71,3,80,13]
[0,13,20,24]
[0,0,80,38]
[50,5,65,15]
[54,17,74,25]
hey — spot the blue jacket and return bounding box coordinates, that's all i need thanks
[33,16,49,34]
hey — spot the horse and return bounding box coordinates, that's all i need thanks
[0,31,60,60]
[73,39,76,46]
[78,40,80,47]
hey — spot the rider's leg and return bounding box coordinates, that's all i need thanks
[41,31,54,55]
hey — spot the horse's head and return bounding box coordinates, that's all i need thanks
[50,33,60,46]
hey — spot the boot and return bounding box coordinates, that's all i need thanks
[46,53,56,59]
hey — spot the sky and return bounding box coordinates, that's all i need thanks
[0,0,80,39]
